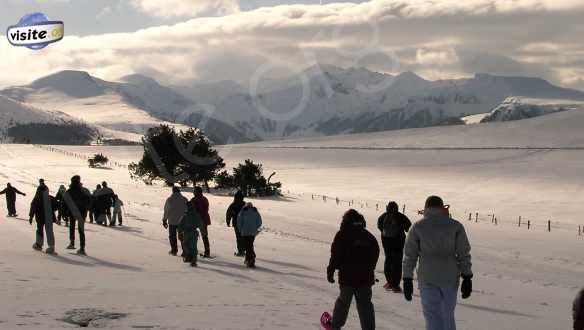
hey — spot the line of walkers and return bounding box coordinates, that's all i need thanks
[323,195,473,330]
[162,187,262,268]
[2,176,123,256]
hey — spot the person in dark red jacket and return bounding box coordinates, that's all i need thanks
[191,186,211,258]
[575,288,584,330]
[326,209,380,330]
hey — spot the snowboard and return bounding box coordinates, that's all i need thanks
[320,312,332,330]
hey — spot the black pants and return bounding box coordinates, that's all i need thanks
[332,286,375,330]
[168,225,179,253]
[199,224,210,256]
[7,198,16,215]
[242,236,256,263]
[69,217,85,249]
[234,225,244,254]
[382,236,405,288]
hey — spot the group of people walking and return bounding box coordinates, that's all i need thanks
[2,176,122,256]
[324,195,473,330]
[4,181,582,330]
[162,187,262,268]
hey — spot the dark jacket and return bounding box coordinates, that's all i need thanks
[328,214,380,288]
[575,288,584,330]
[377,210,411,239]
[226,191,245,227]
[0,186,25,201]
[65,183,91,220]
[29,188,57,224]
[191,194,211,226]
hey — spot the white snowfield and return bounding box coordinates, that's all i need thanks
[1,110,583,329]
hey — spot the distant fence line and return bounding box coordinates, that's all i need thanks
[32,144,129,169]
[287,191,583,238]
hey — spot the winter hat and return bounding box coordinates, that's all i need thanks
[342,209,366,228]
[386,201,399,213]
[425,196,444,209]
[70,175,81,185]
[234,190,244,201]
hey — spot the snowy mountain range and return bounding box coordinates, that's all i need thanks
[1,65,584,144]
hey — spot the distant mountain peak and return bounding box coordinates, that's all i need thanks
[119,73,160,86]
[30,70,104,98]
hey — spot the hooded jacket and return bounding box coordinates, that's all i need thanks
[29,187,57,224]
[65,178,91,220]
[237,205,262,237]
[377,203,411,239]
[179,204,203,234]
[328,212,380,288]
[575,288,584,330]
[163,192,189,226]
[226,191,245,227]
[403,208,473,286]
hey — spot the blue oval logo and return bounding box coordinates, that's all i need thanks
[7,12,64,50]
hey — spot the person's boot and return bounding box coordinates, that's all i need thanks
[190,255,198,267]
[66,243,75,250]
[32,243,42,251]
[77,248,86,256]
[169,250,177,256]
[183,256,192,263]
[45,247,56,255]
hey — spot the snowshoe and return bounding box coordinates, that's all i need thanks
[320,312,333,330]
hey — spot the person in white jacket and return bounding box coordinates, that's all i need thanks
[402,196,473,330]
[162,187,188,256]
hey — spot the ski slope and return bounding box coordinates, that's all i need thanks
[0,110,583,329]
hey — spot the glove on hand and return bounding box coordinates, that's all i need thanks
[327,266,335,284]
[461,275,473,299]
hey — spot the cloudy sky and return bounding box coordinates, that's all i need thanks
[1,0,583,91]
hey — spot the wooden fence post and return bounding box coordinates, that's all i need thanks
[475,213,479,222]
[579,225,582,236]
[548,220,551,232]
[402,204,406,214]
[518,216,522,227]
[468,213,472,221]
[528,220,531,230]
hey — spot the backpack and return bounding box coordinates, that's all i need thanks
[382,213,403,238]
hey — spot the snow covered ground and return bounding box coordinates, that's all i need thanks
[1,111,583,329]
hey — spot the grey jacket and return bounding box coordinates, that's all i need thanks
[162,192,188,226]
[403,209,473,286]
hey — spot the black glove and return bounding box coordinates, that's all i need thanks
[461,275,473,299]
[29,218,33,225]
[162,221,168,229]
[403,278,414,301]
[327,266,335,284]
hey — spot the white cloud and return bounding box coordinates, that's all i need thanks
[1,0,584,90]
[131,0,240,18]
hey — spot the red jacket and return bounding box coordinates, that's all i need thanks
[191,195,211,226]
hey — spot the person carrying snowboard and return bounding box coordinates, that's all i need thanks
[402,196,473,330]
[0,183,26,217]
[64,175,92,255]
[226,190,246,256]
[162,187,188,256]
[191,186,211,258]
[29,184,57,254]
[324,209,379,330]
[112,194,124,226]
[575,288,584,330]
[236,202,262,268]
[377,201,411,293]
[179,202,203,267]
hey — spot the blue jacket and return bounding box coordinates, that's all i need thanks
[237,206,262,237]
